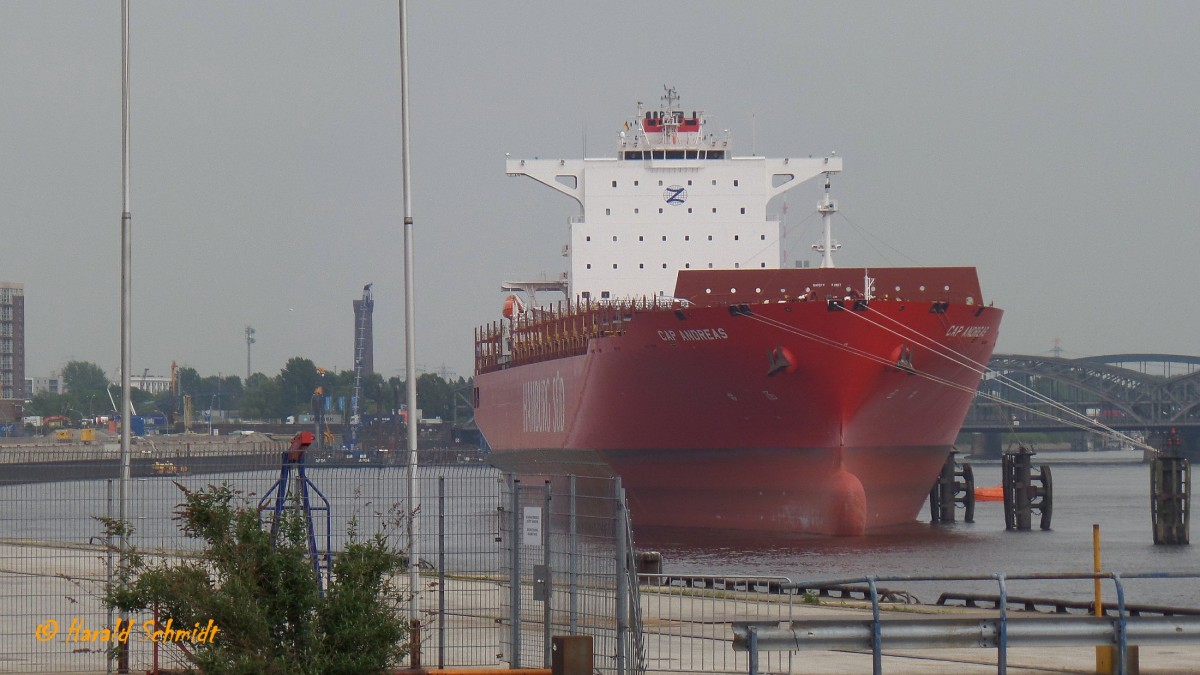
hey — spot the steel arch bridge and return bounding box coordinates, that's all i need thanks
[964,353,1200,433]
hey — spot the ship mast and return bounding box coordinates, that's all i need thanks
[813,171,840,268]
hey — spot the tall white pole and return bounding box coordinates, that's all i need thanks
[118,0,133,670]
[398,0,421,632]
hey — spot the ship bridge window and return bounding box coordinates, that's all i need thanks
[666,150,685,159]
[708,151,725,159]
[686,150,698,159]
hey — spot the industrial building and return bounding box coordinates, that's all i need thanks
[0,282,25,431]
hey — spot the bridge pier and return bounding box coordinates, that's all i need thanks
[970,432,1004,460]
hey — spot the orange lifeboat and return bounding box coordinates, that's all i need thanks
[503,294,525,319]
[975,484,1004,502]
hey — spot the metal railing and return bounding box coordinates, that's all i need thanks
[731,572,1200,675]
[637,575,803,674]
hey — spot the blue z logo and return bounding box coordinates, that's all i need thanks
[663,185,687,205]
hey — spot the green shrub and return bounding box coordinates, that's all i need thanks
[102,482,409,675]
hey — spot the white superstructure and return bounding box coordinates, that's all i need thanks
[505,88,843,301]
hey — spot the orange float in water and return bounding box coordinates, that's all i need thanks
[975,485,1004,502]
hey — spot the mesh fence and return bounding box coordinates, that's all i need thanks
[499,476,642,675]
[0,437,643,674]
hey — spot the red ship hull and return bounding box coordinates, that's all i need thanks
[474,268,1002,535]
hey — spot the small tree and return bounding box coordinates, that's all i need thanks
[103,483,409,675]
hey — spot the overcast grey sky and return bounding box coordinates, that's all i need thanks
[2,1,1198,383]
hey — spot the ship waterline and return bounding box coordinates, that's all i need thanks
[486,444,953,536]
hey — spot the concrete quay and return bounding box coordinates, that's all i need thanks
[3,539,1198,673]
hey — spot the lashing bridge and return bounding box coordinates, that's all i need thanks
[962,353,1200,456]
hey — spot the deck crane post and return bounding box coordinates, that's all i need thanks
[348,283,373,453]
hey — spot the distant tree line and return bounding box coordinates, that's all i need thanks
[24,358,467,424]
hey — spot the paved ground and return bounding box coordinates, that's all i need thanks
[2,540,1196,674]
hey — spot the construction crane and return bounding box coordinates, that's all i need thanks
[314,368,334,449]
[347,283,372,452]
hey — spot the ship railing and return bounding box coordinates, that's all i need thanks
[475,296,687,372]
[725,571,1200,675]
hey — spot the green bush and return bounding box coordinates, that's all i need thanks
[102,483,409,675]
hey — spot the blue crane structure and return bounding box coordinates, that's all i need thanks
[258,431,333,592]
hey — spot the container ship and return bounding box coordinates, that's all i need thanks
[473,88,1002,535]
